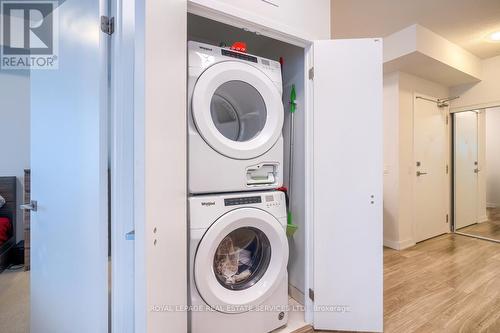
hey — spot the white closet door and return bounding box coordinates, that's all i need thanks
[312,39,383,332]
[30,0,109,332]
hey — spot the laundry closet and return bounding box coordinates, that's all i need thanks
[135,1,383,333]
[188,9,306,304]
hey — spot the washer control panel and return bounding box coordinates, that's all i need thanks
[190,191,287,228]
[265,194,280,208]
[224,196,262,206]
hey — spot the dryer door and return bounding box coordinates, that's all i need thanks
[192,61,284,160]
[194,208,288,313]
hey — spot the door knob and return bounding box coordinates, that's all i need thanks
[20,200,38,212]
[416,171,428,176]
[474,168,480,173]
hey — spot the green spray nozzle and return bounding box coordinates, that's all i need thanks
[289,84,297,113]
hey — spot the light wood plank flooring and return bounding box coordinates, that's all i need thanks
[298,234,500,333]
[458,208,500,241]
[0,269,29,333]
[383,234,500,332]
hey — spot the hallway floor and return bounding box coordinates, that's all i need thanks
[0,268,29,333]
[384,234,500,333]
[458,207,500,241]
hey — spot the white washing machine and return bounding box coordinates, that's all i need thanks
[188,41,284,194]
[189,191,289,333]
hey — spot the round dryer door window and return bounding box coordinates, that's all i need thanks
[192,61,284,160]
[194,208,288,314]
[210,81,267,142]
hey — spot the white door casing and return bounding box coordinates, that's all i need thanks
[134,1,187,332]
[312,39,383,332]
[413,95,448,242]
[30,0,109,332]
[454,111,479,230]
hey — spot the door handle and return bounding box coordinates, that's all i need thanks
[20,200,38,212]
[416,171,428,176]
[125,230,135,241]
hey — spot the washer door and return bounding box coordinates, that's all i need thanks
[192,61,284,160]
[194,208,288,313]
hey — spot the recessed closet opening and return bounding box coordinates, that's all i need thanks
[187,12,309,332]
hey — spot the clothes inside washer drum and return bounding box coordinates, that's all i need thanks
[213,227,271,290]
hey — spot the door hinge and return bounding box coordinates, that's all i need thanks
[308,67,314,80]
[101,16,115,35]
[446,164,449,174]
[446,214,449,223]
[308,288,314,301]
[446,115,449,125]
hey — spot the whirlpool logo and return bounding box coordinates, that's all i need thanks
[1,0,59,69]
[201,201,216,207]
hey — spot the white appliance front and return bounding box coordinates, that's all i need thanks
[188,41,284,194]
[189,191,289,333]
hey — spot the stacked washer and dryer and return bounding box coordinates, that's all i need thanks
[188,41,289,333]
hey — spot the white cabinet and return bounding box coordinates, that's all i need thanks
[188,0,331,42]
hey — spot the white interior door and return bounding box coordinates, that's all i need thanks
[454,111,479,230]
[414,95,448,242]
[312,39,383,332]
[30,1,109,332]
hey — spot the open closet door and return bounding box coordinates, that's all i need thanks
[30,0,109,332]
[312,39,383,332]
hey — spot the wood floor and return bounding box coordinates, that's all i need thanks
[295,234,500,333]
[384,234,500,333]
[458,208,500,241]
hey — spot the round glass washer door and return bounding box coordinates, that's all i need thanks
[194,208,288,314]
[192,61,284,160]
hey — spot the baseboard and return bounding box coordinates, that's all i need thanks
[478,215,489,223]
[384,238,416,250]
[288,284,305,305]
[290,325,313,333]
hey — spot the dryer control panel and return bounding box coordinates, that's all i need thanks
[188,41,283,93]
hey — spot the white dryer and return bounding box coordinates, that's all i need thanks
[189,191,289,333]
[188,41,284,194]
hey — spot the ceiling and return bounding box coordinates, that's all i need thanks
[331,0,500,59]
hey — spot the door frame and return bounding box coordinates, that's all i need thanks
[452,111,479,231]
[187,2,316,326]
[412,93,451,243]
[450,104,500,243]
[110,0,136,331]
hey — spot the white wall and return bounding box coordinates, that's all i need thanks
[451,55,500,111]
[383,71,449,249]
[0,70,30,242]
[477,110,487,221]
[383,72,400,246]
[485,107,500,208]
